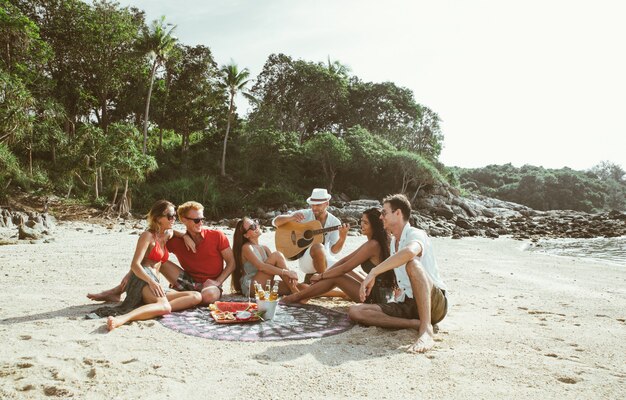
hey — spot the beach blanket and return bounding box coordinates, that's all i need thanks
[159,300,353,342]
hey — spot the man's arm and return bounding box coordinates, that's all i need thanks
[359,240,423,301]
[273,211,305,227]
[213,247,235,286]
[330,223,350,254]
[370,241,422,276]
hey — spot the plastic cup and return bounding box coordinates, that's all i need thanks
[257,299,278,320]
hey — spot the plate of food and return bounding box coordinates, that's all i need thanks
[209,302,263,324]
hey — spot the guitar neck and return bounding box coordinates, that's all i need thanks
[311,223,351,236]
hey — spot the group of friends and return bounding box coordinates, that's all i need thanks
[89,188,447,353]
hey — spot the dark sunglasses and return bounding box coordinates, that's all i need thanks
[164,213,176,221]
[186,216,205,224]
[244,219,259,233]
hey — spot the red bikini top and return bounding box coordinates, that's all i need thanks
[147,233,169,263]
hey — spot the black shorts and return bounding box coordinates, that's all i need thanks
[379,286,448,324]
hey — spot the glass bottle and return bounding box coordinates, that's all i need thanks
[269,281,280,301]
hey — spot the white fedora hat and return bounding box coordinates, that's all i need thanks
[306,188,332,205]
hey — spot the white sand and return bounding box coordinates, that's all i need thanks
[1,221,625,399]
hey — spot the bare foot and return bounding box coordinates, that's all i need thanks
[281,294,299,304]
[106,316,121,331]
[407,330,435,354]
[87,288,122,303]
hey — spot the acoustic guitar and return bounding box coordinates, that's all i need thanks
[275,220,349,260]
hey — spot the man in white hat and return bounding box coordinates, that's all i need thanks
[272,188,350,282]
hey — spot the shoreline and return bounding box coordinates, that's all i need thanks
[1,220,625,398]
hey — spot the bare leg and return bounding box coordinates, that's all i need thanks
[405,260,435,353]
[164,290,203,311]
[200,286,221,305]
[265,251,300,294]
[310,244,327,274]
[107,286,172,331]
[348,303,420,330]
[159,260,184,287]
[88,271,131,302]
[283,275,362,304]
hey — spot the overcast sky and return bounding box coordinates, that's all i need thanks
[117,0,626,170]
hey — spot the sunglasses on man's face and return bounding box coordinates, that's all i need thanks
[186,216,205,224]
[164,213,176,221]
[244,220,259,233]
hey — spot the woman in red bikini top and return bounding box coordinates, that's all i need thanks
[103,200,202,331]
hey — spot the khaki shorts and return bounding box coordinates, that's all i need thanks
[379,286,447,324]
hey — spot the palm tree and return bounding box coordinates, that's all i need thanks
[326,56,351,79]
[220,62,251,176]
[141,16,177,154]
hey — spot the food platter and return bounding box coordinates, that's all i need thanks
[209,301,263,324]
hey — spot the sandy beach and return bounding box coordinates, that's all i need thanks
[1,220,625,399]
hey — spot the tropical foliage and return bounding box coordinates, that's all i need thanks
[1,1,622,216]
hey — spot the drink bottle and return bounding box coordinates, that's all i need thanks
[269,281,280,301]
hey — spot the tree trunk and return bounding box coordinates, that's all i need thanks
[28,145,32,176]
[411,183,425,204]
[143,60,158,154]
[117,178,130,218]
[94,168,99,199]
[111,184,119,205]
[221,94,235,177]
[98,167,103,195]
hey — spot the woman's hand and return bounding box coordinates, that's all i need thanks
[309,273,322,284]
[282,270,298,282]
[148,280,165,298]
[183,234,196,253]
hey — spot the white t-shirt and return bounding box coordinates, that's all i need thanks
[391,222,446,301]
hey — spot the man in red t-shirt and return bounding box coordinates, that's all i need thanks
[160,201,235,305]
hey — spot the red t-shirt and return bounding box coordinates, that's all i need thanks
[167,228,230,283]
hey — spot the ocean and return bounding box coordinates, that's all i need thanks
[529,236,626,267]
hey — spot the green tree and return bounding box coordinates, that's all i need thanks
[303,132,351,192]
[382,150,445,203]
[219,61,250,176]
[140,15,177,154]
[157,45,224,156]
[249,53,348,143]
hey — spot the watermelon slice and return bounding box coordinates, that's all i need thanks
[213,301,257,312]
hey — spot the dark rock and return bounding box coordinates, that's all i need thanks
[455,217,473,230]
[485,228,499,238]
[608,210,626,220]
[433,206,454,220]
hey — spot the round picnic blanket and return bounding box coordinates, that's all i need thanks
[159,301,353,342]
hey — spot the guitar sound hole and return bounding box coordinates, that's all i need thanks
[303,230,313,240]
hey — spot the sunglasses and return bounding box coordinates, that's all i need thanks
[186,216,205,224]
[164,213,176,221]
[244,219,259,233]
[381,208,395,216]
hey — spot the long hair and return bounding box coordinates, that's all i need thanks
[363,207,396,288]
[231,218,250,294]
[147,200,175,233]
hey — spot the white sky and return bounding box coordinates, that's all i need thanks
[117,0,626,170]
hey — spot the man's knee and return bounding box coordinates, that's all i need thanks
[406,259,428,280]
[156,298,172,315]
[348,304,364,322]
[348,304,376,324]
[310,243,324,256]
[200,287,221,304]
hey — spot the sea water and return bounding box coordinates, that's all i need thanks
[529,236,626,267]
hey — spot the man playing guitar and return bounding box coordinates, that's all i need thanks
[272,188,350,283]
